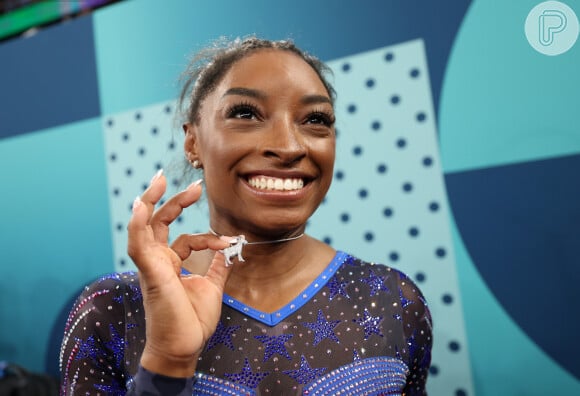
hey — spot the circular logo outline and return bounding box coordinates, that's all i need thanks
[525,1,579,56]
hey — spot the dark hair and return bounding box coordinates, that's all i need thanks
[178,36,336,125]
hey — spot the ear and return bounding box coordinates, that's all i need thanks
[183,122,199,159]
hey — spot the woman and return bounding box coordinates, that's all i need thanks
[60,37,432,395]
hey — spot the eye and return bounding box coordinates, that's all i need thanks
[305,111,335,127]
[226,103,260,120]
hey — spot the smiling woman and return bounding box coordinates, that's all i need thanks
[59,37,432,395]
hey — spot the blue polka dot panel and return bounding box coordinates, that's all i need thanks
[309,39,474,395]
[103,102,211,271]
[102,39,474,395]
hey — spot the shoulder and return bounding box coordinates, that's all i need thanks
[341,253,430,314]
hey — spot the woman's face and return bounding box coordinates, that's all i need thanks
[186,49,336,236]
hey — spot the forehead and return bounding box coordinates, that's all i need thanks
[216,49,328,95]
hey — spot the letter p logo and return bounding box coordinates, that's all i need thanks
[539,9,567,46]
[525,1,579,55]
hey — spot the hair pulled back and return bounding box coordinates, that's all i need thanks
[178,36,336,125]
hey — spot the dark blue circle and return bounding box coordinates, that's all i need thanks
[390,95,400,105]
[135,112,142,121]
[396,138,407,148]
[364,232,374,241]
[371,120,381,131]
[323,236,332,245]
[138,147,146,156]
[377,163,387,174]
[151,127,158,135]
[125,168,133,176]
[340,213,350,223]
[347,104,357,113]
[353,146,363,156]
[342,63,351,72]
[335,170,344,180]
[402,182,413,192]
[410,68,420,78]
[176,216,183,224]
[429,365,439,375]
[365,78,375,88]
[389,251,399,262]
[358,189,368,198]
[384,52,394,62]
[416,112,427,122]
[383,207,393,217]
[159,199,166,206]
[415,272,426,282]
[164,105,172,113]
[168,141,176,150]
[449,340,460,352]
[142,183,148,191]
[119,258,126,266]
[409,227,419,237]
[122,132,130,141]
[116,223,123,231]
[113,187,120,196]
[455,389,467,396]
[429,201,440,212]
[435,247,447,258]
[109,153,117,162]
[442,293,454,304]
[155,162,162,170]
[423,156,433,167]
[107,119,114,127]
[172,178,180,187]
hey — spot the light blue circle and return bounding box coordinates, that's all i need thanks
[525,1,579,56]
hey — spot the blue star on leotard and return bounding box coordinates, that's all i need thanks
[205,321,240,351]
[326,277,350,300]
[75,335,100,361]
[283,355,327,385]
[224,358,270,389]
[104,324,125,368]
[399,287,414,309]
[353,309,384,340]
[361,269,389,296]
[302,309,341,346]
[255,334,293,362]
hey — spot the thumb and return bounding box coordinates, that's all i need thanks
[204,250,234,292]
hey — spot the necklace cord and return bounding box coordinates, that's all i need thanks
[208,227,304,245]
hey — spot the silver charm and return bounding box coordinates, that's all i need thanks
[220,235,248,267]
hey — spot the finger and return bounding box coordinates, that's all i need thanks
[139,169,167,215]
[126,170,166,263]
[150,179,203,242]
[170,233,231,261]
[127,195,154,264]
[203,250,234,292]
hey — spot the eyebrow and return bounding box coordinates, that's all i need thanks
[222,87,332,105]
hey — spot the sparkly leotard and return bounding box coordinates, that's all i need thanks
[60,251,432,395]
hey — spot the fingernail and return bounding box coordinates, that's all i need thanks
[187,178,203,190]
[132,196,142,212]
[150,169,163,184]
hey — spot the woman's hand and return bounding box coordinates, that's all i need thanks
[127,170,233,377]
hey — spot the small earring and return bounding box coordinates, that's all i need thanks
[192,160,201,169]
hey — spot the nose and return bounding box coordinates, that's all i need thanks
[261,116,306,165]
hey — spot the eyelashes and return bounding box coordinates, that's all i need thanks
[306,110,335,127]
[226,101,261,120]
[225,101,335,128]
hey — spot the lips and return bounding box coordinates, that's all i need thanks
[247,175,305,191]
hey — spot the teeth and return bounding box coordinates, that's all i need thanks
[248,176,305,191]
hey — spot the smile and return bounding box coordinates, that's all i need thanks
[247,176,305,191]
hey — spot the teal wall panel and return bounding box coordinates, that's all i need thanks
[0,118,113,374]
